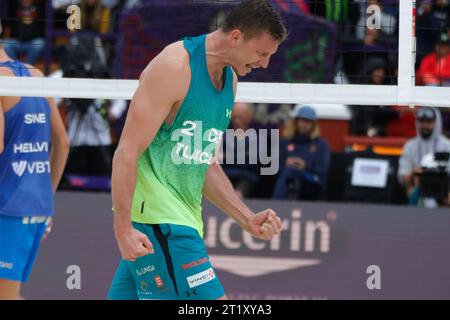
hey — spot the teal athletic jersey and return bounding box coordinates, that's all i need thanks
[130,34,235,237]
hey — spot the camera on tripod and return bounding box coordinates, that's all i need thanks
[61,34,110,115]
[417,152,450,205]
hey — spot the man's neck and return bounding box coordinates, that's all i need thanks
[205,30,231,75]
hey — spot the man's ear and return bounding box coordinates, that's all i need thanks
[230,29,242,47]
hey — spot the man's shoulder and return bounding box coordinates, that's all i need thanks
[0,62,14,76]
[140,41,190,82]
[438,135,450,148]
[152,41,190,71]
[25,64,44,78]
[403,136,420,152]
[0,63,43,77]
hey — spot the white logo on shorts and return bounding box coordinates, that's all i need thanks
[186,267,216,288]
[0,261,14,270]
[22,216,48,224]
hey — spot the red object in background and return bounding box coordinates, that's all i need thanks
[317,119,350,152]
[273,0,310,14]
[387,106,417,138]
[416,52,450,86]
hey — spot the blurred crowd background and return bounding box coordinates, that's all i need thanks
[0,0,449,207]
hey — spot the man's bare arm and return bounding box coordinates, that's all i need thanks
[26,66,70,192]
[48,97,69,192]
[112,44,190,260]
[202,71,281,240]
[203,162,253,228]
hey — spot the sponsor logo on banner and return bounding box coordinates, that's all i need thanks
[186,268,216,288]
[204,208,335,277]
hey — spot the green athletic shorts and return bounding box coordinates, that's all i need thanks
[108,223,225,300]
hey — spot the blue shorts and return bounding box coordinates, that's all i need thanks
[108,223,225,300]
[0,215,49,282]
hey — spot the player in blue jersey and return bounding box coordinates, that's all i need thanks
[0,20,69,299]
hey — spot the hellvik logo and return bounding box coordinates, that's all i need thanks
[204,208,334,277]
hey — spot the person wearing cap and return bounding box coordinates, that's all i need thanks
[416,32,450,86]
[398,107,450,200]
[272,105,330,200]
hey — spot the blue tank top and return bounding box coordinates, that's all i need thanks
[0,61,54,217]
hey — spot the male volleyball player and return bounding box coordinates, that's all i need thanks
[109,0,287,300]
[0,20,69,299]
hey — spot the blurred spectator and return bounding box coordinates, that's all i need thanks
[81,0,111,33]
[52,0,80,9]
[52,0,111,33]
[398,107,450,199]
[340,0,398,84]
[272,105,330,200]
[364,55,389,84]
[442,107,450,138]
[416,0,450,64]
[222,103,262,199]
[64,98,113,176]
[416,32,450,86]
[355,0,397,43]
[61,34,116,176]
[0,2,9,19]
[350,56,398,136]
[2,0,45,64]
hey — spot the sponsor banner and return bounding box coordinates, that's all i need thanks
[23,193,450,299]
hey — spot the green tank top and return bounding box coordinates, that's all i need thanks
[130,34,235,238]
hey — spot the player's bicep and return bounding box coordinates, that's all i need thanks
[47,97,68,146]
[118,59,187,157]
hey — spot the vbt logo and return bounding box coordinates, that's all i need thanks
[24,113,46,124]
[204,209,334,277]
[12,161,51,177]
